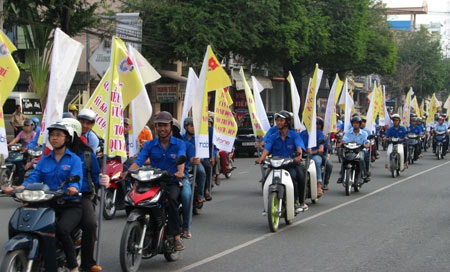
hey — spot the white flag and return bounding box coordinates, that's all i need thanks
[323,75,339,134]
[287,71,305,131]
[181,68,199,135]
[39,28,83,144]
[127,45,160,157]
[251,76,270,133]
[341,79,354,134]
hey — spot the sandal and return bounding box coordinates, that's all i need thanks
[174,238,185,251]
[197,197,206,203]
[181,230,192,239]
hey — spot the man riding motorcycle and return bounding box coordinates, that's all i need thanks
[337,116,371,184]
[383,114,409,169]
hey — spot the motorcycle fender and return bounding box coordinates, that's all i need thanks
[4,233,39,258]
[126,209,145,222]
[269,184,284,199]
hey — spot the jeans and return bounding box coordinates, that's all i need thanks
[201,159,212,192]
[167,183,181,237]
[80,196,98,269]
[194,163,206,199]
[180,178,192,231]
[310,155,323,182]
[288,164,306,204]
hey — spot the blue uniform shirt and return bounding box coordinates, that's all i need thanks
[23,148,83,199]
[262,125,278,143]
[264,130,305,157]
[342,128,369,145]
[299,130,324,151]
[135,136,187,176]
[83,130,99,153]
[183,140,195,177]
[409,125,424,135]
[435,123,448,133]
[385,125,408,139]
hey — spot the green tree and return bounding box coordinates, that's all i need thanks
[3,0,102,104]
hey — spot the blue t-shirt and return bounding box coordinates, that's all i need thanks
[262,125,278,143]
[264,130,305,158]
[342,128,369,145]
[385,125,408,139]
[299,130,324,151]
[83,130,99,153]
[135,136,187,176]
[409,125,424,135]
[435,123,448,133]
[23,148,83,199]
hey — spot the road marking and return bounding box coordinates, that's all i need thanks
[177,160,450,272]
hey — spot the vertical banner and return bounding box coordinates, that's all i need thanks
[213,88,237,152]
[302,64,323,148]
[38,28,83,144]
[411,96,421,117]
[426,93,440,125]
[240,67,265,137]
[192,45,231,158]
[339,79,354,133]
[127,45,160,157]
[287,71,305,130]
[0,30,20,105]
[366,82,380,133]
[251,76,271,133]
[324,74,343,134]
[0,93,8,159]
[402,88,413,127]
[379,86,390,126]
[180,68,199,135]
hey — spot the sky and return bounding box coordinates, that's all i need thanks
[383,0,450,24]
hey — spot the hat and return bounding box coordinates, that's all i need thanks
[124,118,130,125]
[154,111,173,124]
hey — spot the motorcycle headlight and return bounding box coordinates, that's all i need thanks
[269,158,284,168]
[16,190,54,202]
[28,150,43,157]
[131,170,163,181]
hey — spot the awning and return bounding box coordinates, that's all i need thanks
[232,70,273,90]
[158,70,187,83]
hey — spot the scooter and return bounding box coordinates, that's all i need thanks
[0,144,25,188]
[102,156,127,220]
[407,134,420,164]
[24,146,45,179]
[217,149,236,179]
[262,152,300,232]
[434,131,447,160]
[387,138,405,178]
[119,157,186,272]
[304,154,319,204]
[0,178,82,272]
[341,142,364,196]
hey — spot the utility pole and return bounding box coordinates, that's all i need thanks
[0,0,4,31]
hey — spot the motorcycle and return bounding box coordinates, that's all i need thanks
[387,138,405,178]
[341,142,364,196]
[304,154,319,204]
[119,157,186,272]
[0,178,82,272]
[407,134,420,164]
[0,144,26,188]
[24,146,45,179]
[217,149,236,179]
[262,153,300,232]
[434,131,447,160]
[102,156,127,220]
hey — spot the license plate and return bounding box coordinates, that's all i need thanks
[242,142,255,146]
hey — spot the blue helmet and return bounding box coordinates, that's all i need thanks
[29,116,40,129]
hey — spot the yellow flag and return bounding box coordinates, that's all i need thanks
[426,94,439,125]
[0,31,20,105]
[205,46,231,92]
[302,64,321,132]
[411,96,421,117]
[240,67,265,137]
[213,88,237,152]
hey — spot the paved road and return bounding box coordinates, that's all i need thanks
[0,150,449,272]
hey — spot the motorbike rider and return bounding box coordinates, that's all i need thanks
[383,114,409,169]
[172,118,193,239]
[4,122,83,272]
[8,119,37,183]
[64,118,109,272]
[315,117,333,190]
[182,117,206,204]
[336,116,371,184]
[26,116,41,149]
[299,118,325,197]
[408,117,424,160]
[256,110,308,213]
[433,116,448,154]
[126,111,187,251]
[78,108,100,153]
[360,116,374,176]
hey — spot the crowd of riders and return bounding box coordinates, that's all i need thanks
[2,103,450,271]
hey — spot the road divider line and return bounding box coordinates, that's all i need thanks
[177,160,450,272]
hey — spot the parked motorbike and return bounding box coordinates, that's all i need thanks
[387,138,405,178]
[0,178,82,271]
[102,156,127,220]
[0,144,25,188]
[407,134,420,164]
[119,157,186,272]
[434,130,447,160]
[217,149,236,179]
[262,153,300,232]
[341,142,364,196]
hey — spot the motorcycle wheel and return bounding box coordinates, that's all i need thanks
[345,168,352,196]
[103,189,117,220]
[0,249,28,272]
[120,221,143,272]
[0,168,10,188]
[267,192,280,232]
[390,156,397,178]
[409,148,414,165]
[284,203,293,225]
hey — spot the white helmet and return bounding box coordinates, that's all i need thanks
[63,118,82,137]
[78,109,96,123]
[47,121,73,144]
